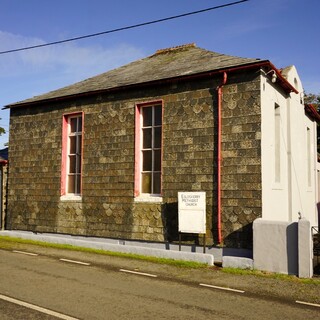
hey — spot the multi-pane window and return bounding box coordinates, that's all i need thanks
[66,115,82,195]
[140,105,162,195]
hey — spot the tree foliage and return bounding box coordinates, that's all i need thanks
[0,119,4,136]
[305,92,320,154]
[305,92,320,107]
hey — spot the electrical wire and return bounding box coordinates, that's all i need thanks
[0,0,249,55]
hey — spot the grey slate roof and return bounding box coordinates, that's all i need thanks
[6,44,266,108]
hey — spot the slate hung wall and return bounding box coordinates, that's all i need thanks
[7,69,262,248]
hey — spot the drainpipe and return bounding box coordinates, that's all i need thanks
[217,72,227,244]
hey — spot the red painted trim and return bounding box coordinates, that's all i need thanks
[134,100,164,197]
[217,72,227,244]
[136,99,163,107]
[134,105,141,197]
[305,104,320,122]
[5,61,298,110]
[61,111,84,196]
[80,112,84,194]
[61,115,68,195]
[160,102,164,196]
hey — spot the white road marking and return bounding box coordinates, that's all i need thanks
[119,269,158,278]
[296,300,320,308]
[12,250,38,256]
[0,293,79,320]
[199,283,245,294]
[59,258,90,266]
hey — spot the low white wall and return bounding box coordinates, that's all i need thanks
[222,256,253,270]
[253,218,313,277]
[298,218,313,278]
[0,230,214,265]
[253,218,298,275]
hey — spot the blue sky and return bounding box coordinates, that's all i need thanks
[0,0,319,148]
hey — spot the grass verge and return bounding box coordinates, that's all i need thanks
[1,235,319,284]
[0,235,207,269]
[222,267,320,284]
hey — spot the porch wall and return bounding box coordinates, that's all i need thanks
[253,218,313,277]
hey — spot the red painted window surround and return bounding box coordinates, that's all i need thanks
[60,112,84,196]
[134,105,141,197]
[134,100,163,197]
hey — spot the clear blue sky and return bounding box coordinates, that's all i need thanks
[0,0,319,148]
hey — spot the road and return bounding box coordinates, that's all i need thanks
[0,249,319,320]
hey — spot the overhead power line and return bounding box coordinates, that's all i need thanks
[0,0,249,55]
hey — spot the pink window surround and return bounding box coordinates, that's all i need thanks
[61,112,84,196]
[134,100,163,197]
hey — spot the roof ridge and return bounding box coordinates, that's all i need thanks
[153,43,196,56]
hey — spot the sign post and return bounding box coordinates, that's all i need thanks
[178,192,206,253]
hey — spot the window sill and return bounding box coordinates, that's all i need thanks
[134,195,163,203]
[60,195,82,202]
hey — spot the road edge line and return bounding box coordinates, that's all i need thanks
[199,283,245,293]
[296,300,320,308]
[0,293,79,320]
[12,250,38,256]
[59,258,90,266]
[119,269,158,278]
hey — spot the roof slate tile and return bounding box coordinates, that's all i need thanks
[6,44,264,107]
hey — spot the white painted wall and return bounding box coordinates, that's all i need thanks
[261,66,318,226]
[253,219,298,275]
[317,162,320,224]
[261,72,289,221]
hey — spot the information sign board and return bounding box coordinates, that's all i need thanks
[178,192,206,234]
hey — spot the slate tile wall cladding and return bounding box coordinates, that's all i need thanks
[7,71,262,248]
[221,72,262,248]
[1,165,8,228]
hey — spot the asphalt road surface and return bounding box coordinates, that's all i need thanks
[0,249,319,320]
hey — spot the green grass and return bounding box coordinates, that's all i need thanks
[0,235,207,269]
[222,267,320,285]
[1,235,319,283]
